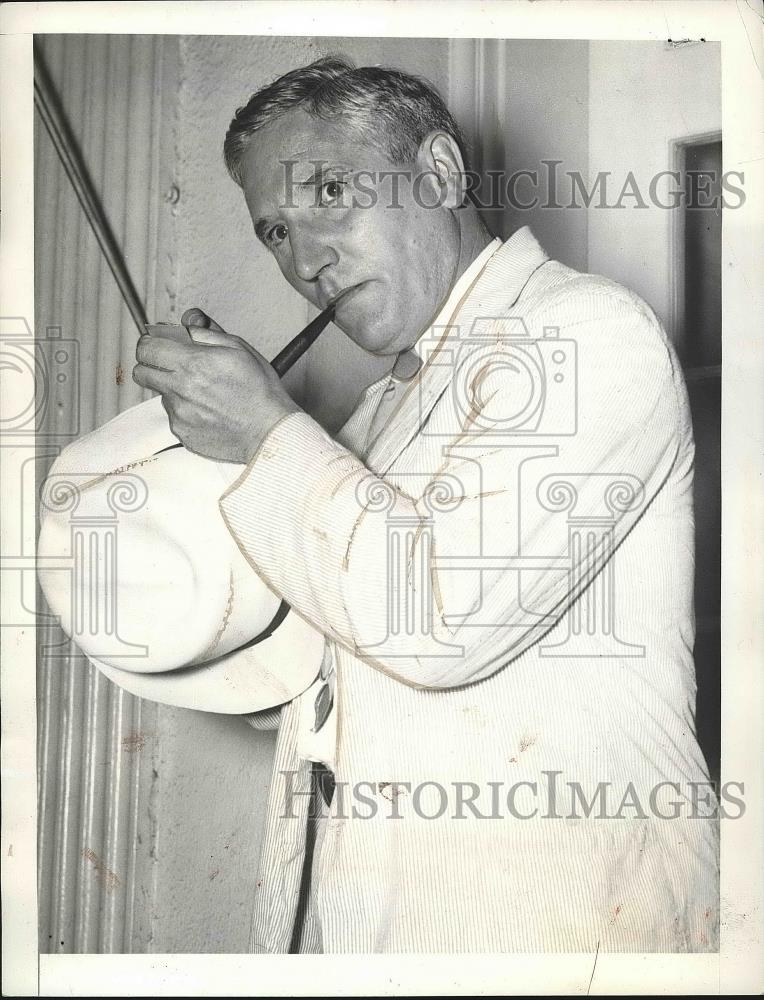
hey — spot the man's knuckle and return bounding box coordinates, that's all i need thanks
[171,369,191,396]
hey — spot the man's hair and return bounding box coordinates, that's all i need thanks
[223,55,469,185]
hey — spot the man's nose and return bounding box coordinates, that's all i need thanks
[288,223,339,283]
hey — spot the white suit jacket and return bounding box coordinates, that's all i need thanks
[220,227,719,953]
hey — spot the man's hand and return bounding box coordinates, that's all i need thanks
[133,308,300,464]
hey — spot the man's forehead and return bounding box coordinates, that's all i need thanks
[240,108,388,205]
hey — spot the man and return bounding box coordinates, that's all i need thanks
[133,57,719,953]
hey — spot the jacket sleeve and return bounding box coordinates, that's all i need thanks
[242,706,283,731]
[219,285,687,690]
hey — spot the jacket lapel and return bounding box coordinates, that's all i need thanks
[366,227,550,475]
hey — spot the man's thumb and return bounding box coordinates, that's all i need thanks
[181,307,232,346]
[186,324,233,347]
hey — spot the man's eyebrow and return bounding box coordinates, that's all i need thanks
[299,163,351,187]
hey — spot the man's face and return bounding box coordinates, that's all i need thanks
[239,108,461,356]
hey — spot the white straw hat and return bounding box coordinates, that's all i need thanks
[37,395,323,713]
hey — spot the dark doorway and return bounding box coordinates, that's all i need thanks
[676,137,722,784]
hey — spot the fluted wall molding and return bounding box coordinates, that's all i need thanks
[448,38,509,237]
[35,34,178,953]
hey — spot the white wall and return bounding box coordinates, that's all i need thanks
[486,40,589,272]
[150,707,275,951]
[587,41,722,338]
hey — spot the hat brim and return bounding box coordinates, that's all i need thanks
[88,602,324,714]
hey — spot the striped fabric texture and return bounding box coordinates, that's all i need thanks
[228,228,719,953]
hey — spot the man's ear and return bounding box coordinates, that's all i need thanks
[415,131,467,210]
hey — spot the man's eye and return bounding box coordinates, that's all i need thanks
[267,223,288,246]
[319,179,345,206]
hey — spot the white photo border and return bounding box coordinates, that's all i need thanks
[1,1,762,995]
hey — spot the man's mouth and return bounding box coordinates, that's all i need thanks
[325,282,368,312]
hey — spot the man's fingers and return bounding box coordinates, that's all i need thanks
[132,362,176,393]
[136,333,189,370]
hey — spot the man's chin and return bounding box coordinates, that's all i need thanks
[338,320,403,357]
